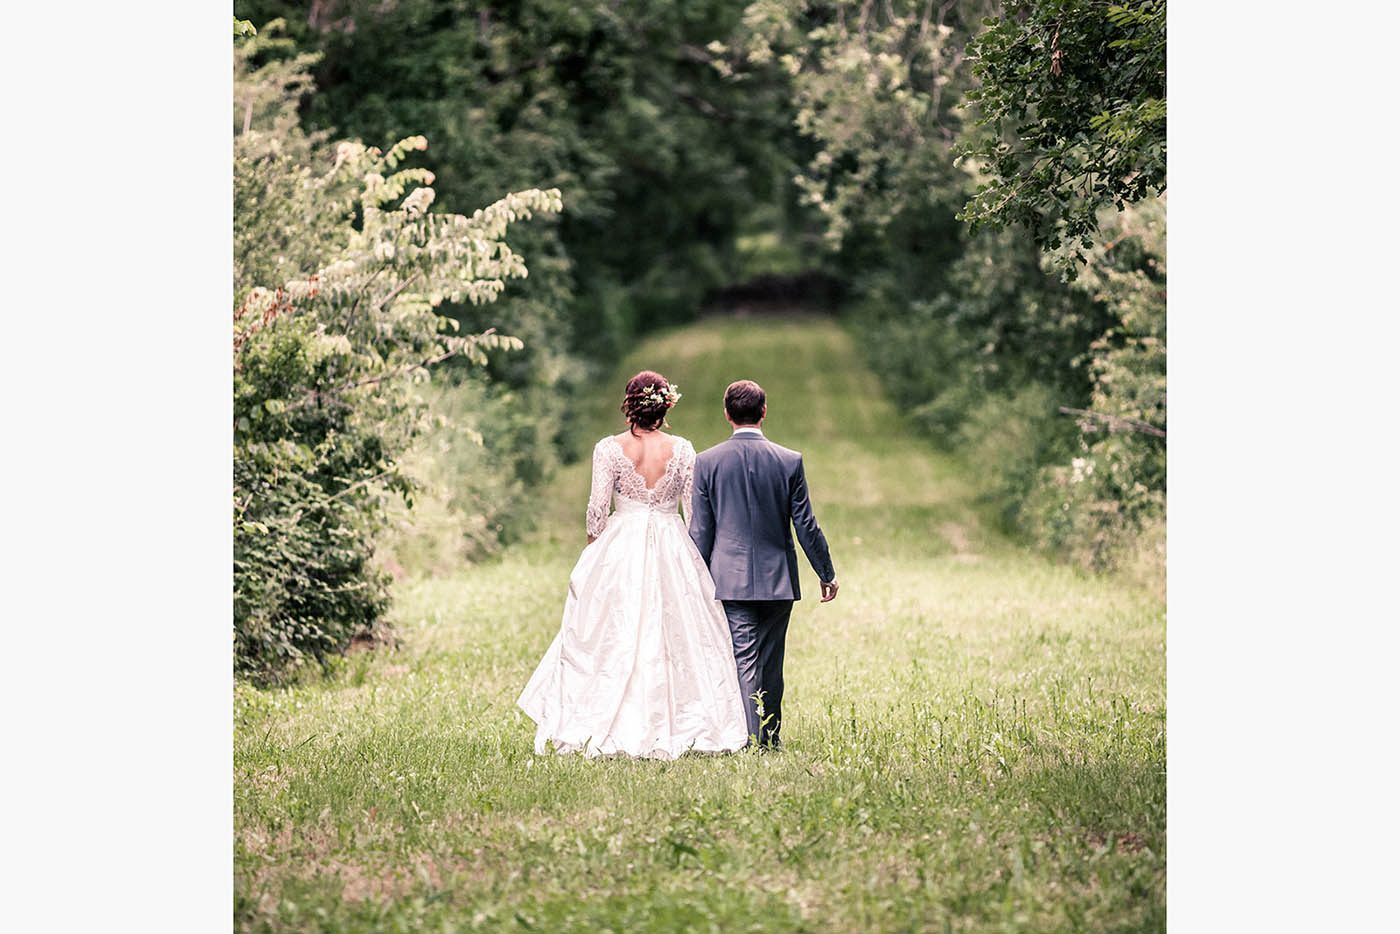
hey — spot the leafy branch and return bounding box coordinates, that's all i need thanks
[958,0,1166,265]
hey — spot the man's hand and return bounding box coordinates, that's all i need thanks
[820,579,839,603]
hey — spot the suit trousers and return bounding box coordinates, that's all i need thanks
[721,600,793,747]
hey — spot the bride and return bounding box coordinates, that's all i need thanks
[517,370,750,758]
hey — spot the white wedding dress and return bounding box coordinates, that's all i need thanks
[517,434,749,759]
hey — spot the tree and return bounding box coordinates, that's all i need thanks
[958,0,1165,262]
[234,0,799,351]
[712,0,995,253]
[233,24,561,680]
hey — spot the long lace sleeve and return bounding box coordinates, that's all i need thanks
[585,439,614,538]
[680,440,696,529]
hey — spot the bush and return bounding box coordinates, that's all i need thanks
[233,26,560,681]
[234,321,396,675]
[956,385,1078,532]
[380,367,584,575]
[1014,198,1167,571]
[1025,198,1167,569]
[711,2,1166,577]
[846,203,1164,572]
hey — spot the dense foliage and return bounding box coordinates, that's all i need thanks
[1022,197,1165,568]
[960,0,1166,261]
[235,0,802,353]
[234,25,560,680]
[232,0,1166,679]
[714,0,1165,571]
[232,0,815,582]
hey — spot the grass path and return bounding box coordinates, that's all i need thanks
[235,315,1165,931]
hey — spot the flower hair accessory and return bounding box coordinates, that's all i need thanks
[639,382,682,408]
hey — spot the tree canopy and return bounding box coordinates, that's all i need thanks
[232,0,1167,678]
[959,0,1166,260]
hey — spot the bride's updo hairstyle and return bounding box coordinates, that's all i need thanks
[621,370,681,433]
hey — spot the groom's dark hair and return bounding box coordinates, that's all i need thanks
[724,380,766,424]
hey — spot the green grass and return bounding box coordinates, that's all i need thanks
[235,315,1165,932]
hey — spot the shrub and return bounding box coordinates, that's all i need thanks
[956,384,1078,532]
[710,2,1166,576]
[847,199,1164,572]
[1021,198,1167,571]
[379,367,584,575]
[233,25,561,681]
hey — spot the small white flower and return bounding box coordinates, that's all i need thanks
[401,186,436,215]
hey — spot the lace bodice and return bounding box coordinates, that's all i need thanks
[586,434,696,538]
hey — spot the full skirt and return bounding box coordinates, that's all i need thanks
[517,503,749,759]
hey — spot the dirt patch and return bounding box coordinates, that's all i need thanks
[940,522,977,556]
[337,852,442,904]
[1086,830,1150,854]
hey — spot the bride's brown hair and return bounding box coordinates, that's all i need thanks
[621,370,676,433]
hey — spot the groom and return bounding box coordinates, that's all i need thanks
[689,379,838,748]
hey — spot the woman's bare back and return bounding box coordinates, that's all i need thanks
[613,430,676,490]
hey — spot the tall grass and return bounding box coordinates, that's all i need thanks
[235,315,1165,931]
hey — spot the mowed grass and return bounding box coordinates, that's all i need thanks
[235,315,1165,932]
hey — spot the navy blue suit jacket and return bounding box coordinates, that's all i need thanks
[689,431,835,601]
